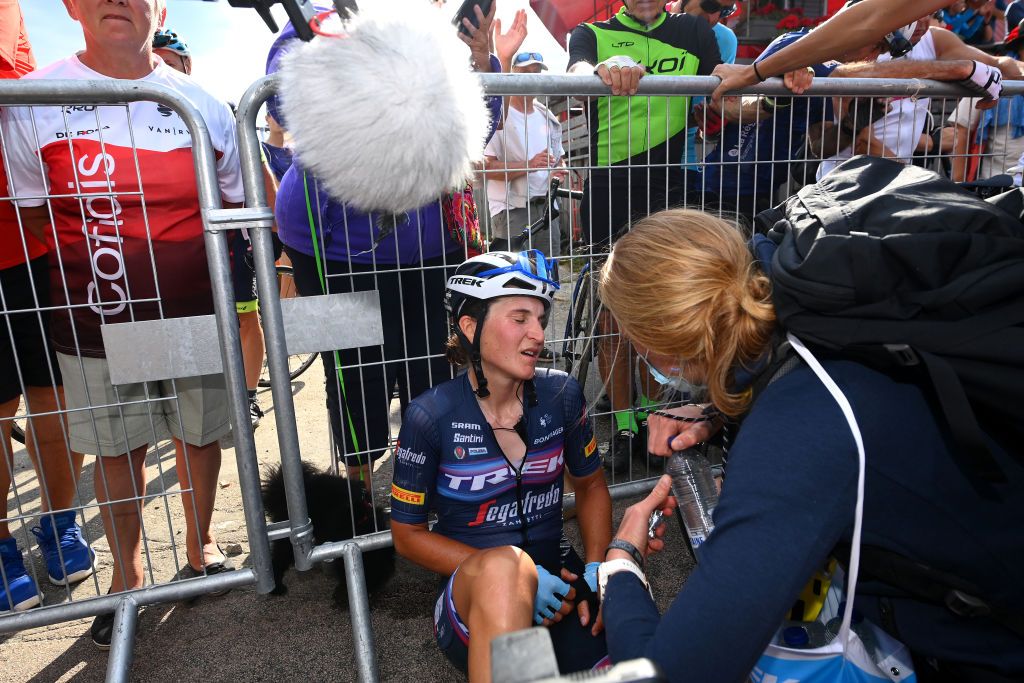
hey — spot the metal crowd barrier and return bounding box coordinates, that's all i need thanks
[236,73,1024,682]
[0,79,273,682]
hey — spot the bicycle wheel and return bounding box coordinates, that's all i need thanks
[257,265,319,388]
[562,265,600,395]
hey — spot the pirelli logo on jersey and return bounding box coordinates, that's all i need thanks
[584,436,597,458]
[391,484,425,506]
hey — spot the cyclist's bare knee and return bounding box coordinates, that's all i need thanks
[454,546,537,621]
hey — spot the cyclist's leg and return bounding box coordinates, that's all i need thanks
[439,546,537,682]
[231,232,264,400]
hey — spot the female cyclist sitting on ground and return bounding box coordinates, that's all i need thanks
[390,250,612,683]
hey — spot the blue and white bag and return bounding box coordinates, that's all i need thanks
[750,334,917,683]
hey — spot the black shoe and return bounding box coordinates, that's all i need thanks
[91,611,114,650]
[249,396,264,429]
[605,429,643,474]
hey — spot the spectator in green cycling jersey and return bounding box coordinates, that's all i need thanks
[567,0,721,474]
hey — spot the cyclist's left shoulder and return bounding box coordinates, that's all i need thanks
[532,368,582,397]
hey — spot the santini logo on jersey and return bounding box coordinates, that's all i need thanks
[454,433,484,443]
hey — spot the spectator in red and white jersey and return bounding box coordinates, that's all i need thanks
[1,0,93,615]
[1,0,243,648]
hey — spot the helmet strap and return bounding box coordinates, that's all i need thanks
[454,305,490,398]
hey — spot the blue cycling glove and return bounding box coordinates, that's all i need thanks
[534,565,571,624]
[583,562,600,595]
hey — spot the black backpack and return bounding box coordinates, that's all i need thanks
[753,156,1024,481]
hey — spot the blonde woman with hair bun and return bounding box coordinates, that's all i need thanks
[589,208,1023,682]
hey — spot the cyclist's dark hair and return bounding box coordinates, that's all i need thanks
[445,297,489,366]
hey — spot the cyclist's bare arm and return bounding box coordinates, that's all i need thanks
[711,0,952,103]
[13,205,50,245]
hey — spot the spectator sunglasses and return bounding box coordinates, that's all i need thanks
[513,52,544,65]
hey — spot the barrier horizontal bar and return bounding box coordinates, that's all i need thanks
[0,569,255,634]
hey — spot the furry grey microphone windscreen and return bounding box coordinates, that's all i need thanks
[277,0,491,215]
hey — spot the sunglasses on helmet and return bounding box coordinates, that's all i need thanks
[478,250,561,289]
[699,0,737,18]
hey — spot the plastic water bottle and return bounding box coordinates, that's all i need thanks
[781,621,829,649]
[825,602,880,657]
[665,448,718,557]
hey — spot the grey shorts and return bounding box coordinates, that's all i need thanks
[56,352,230,456]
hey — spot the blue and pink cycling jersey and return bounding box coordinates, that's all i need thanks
[390,368,600,571]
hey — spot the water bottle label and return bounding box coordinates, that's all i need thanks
[688,530,708,547]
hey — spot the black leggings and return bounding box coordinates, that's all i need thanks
[285,247,462,466]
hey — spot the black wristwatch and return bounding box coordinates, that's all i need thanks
[606,538,645,568]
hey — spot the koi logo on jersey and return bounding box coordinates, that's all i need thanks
[439,448,564,502]
[391,483,425,506]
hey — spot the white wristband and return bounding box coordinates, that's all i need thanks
[598,558,653,603]
[961,61,1003,101]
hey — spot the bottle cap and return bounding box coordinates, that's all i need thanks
[783,626,810,648]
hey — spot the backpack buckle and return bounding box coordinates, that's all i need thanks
[884,344,920,367]
[944,589,991,619]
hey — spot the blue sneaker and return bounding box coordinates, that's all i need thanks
[31,511,96,586]
[0,537,41,611]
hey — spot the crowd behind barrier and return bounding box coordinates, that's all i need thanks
[2,67,1023,681]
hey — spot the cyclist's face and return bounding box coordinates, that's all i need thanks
[626,0,664,24]
[154,48,190,75]
[477,297,548,381]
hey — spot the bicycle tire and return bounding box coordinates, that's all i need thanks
[563,265,600,395]
[257,265,319,388]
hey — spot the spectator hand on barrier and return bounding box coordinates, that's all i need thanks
[595,55,645,96]
[535,565,576,625]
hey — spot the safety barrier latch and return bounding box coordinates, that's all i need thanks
[203,206,274,233]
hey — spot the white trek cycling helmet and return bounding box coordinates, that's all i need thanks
[445,250,559,398]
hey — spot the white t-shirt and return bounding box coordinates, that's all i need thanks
[817,30,937,180]
[484,102,564,216]
[1,55,244,356]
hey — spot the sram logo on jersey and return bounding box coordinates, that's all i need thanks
[440,450,564,501]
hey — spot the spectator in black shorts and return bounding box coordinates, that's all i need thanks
[567,0,720,473]
[1,1,92,613]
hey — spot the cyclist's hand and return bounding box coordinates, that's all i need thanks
[595,56,645,96]
[536,566,576,626]
[646,404,721,456]
[783,66,815,95]
[710,63,759,105]
[576,561,604,635]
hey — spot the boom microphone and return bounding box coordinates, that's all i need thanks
[275,0,491,215]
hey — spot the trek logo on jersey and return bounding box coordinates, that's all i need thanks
[451,422,480,430]
[391,483,425,506]
[454,433,484,444]
[584,436,597,458]
[467,483,562,527]
[532,426,563,445]
[443,451,564,495]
